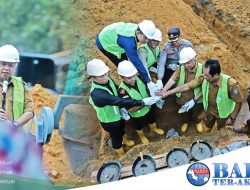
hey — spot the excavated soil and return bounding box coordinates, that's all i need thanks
[30,0,250,187]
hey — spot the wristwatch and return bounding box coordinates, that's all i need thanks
[12,120,19,128]
[230,116,236,123]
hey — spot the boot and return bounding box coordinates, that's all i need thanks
[115,147,125,156]
[180,123,189,133]
[196,122,203,133]
[136,130,149,145]
[149,123,164,135]
[202,123,211,133]
[122,134,135,147]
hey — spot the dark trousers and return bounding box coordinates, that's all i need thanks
[162,68,175,85]
[247,93,250,127]
[131,105,156,130]
[96,35,127,67]
[101,120,125,149]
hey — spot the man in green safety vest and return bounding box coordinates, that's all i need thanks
[158,59,243,132]
[137,28,162,86]
[96,20,158,96]
[0,44,34,130]
[87,59,160,156]
[118,60,164,145]
[158,47,204,133]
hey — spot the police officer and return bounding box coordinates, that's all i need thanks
[157,27,192,85]
[137,28,163,89]
[117,61,164,145]
[87,59,159,156]
[96,20,158,96]
[159,59,243,131]
[0,44,34,130]
[159,47,204,133]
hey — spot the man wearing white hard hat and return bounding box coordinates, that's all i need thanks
[0,44,34,130]
[87,59,159,156]
[157,47,204,133]
[118,60,164,145]
[137,28,163,91]
[96,20,158,96]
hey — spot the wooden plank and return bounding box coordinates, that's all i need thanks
[91,152,168,182]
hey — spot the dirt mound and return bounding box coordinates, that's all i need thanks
[71,0,249,91]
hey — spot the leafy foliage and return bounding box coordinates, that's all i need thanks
[0,0,75,53]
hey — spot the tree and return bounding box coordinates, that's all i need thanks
[0,0,75,53]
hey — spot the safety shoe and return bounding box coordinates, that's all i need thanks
[136,130,150,145]
[149,123,164,135]
[180,123,188,133]
[196,123,203,133]
[122,134,135,147]
[202,124,211,133]
[115,147,125,156]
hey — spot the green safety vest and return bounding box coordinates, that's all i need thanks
[140,43,160,68]
[176,62,203,103]
[12,76,25,120]
[89,78,121,123]
[98,22,138,58]
[202,74,235,118]
[119,77,150,118]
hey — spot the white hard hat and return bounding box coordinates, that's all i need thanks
[118,60,138,77]
[0,44,20,63]
[179,47,196,64]
[152,28,162,41]
[87,59,109,76]
[138,20,156,39]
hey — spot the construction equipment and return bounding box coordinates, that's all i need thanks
[35,95,84,144]
[97,161,122,183]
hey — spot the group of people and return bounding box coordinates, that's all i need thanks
[88,19,250,156]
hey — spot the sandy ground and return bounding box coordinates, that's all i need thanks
[29,0,250,187]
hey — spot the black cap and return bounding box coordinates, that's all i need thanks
[167,27,180,42]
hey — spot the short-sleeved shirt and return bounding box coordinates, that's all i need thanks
[0,77,34,121]
[171,62,200,105]
[157,39,192,78]
[188,74,243,117]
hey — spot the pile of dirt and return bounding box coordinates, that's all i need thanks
[30,84,84,185]
[70,0,249,91]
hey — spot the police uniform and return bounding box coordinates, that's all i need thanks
[157,28,192,85]
[0,77,34,122]
[188,74,243,129]
[171,62,204,124]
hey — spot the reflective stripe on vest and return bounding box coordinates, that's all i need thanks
[202,74,235,118]
[89,77,121,123]
[140,44,160,68]
[119,77,150,118]
[176,62,203,103]
[98,22,138,59]
[12,76,24,120]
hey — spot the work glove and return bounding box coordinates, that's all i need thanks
[147,81,157,96]
[155,80,163,92]
[178,98,196,113]
[142,96,161,106]
[120,108,130,121]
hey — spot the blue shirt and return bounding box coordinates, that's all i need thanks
[97,34,151,83]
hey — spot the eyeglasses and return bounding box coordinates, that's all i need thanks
[0,62,16,68]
